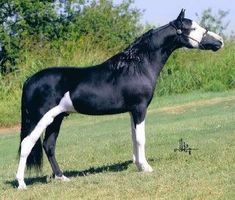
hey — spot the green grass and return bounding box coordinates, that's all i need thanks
[0,91,235,199]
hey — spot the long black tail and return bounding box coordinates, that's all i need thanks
[18,83,43,170]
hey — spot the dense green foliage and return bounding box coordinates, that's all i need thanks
[0,0,141,74]
[158,42,235,95]
[1,91,235,199]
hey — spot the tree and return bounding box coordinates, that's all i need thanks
[196,8,230,36]
[0,0,142,75]
[74,0,142,50]
[0,0,62,73]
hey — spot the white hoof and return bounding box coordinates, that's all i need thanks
[17,182,27,190]
[136,162,153,172]
[55,175,70,182]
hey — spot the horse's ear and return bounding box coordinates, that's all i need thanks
[176,9,185,21]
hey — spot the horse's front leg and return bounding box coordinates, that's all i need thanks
[130,108,153,172]
[130,114,137,164]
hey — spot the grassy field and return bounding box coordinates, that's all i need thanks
[0,91,234,199]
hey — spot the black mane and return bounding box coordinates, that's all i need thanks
[107,28,156,71]
[106,24,171,71]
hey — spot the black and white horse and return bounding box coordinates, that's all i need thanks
[16,9,223,189]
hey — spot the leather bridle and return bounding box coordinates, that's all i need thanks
[169,21,208,49]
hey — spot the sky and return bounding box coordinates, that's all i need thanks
[115,0,235,34]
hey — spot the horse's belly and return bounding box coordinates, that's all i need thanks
[70,89,126,115]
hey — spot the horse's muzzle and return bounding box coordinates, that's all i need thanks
[199,34,224,51]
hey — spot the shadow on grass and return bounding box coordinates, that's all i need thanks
[5,176,48,188]
[64,160,132,177]
[5,160,133,188]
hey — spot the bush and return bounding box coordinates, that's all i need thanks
[156,42,235,96]
[203,80,227,92]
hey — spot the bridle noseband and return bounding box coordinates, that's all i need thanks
[169,21,208,49]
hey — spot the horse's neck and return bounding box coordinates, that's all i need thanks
[145,27,179,79]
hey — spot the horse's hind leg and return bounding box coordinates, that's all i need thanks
[43,113,70,181]
[16,92,74,189]
[16,120,39,189]
[16,106,65,189]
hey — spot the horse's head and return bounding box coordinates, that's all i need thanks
[170,9,224,51]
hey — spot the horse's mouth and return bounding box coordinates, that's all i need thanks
[199,41,223,51]
[212,44,222,51]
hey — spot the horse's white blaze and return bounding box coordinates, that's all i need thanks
[130,117,153,172]
[188,21,207,47]
[16,92,75,189]
[188,21,224,48]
